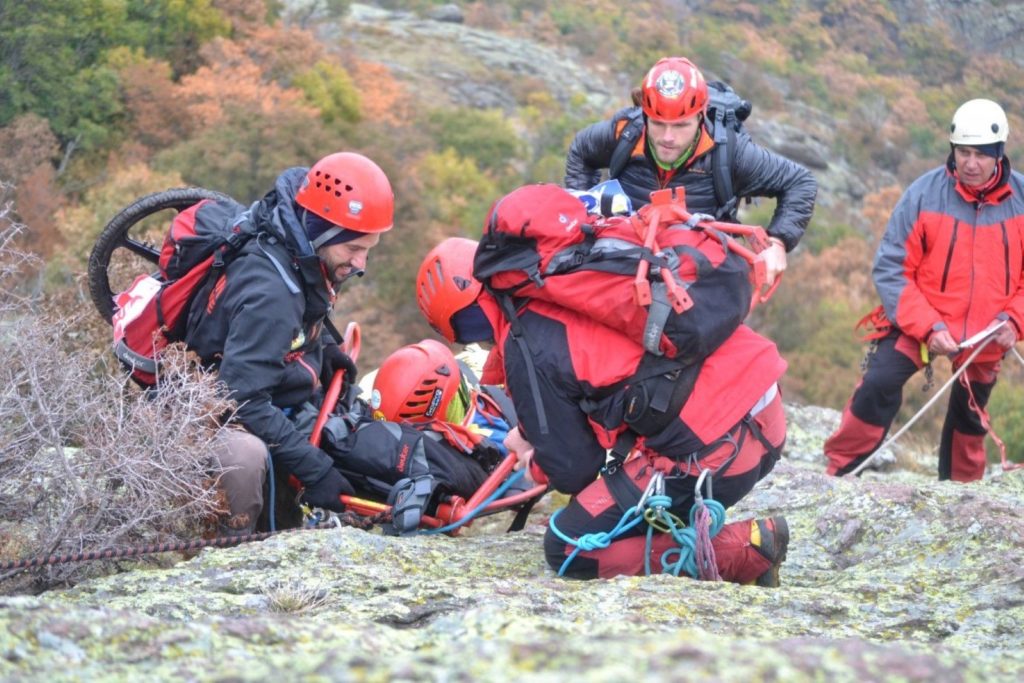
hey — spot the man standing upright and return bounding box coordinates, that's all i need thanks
[825,99,1024,482]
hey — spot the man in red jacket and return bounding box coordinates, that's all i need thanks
[415,235,790,586]
[825,99,1024,482]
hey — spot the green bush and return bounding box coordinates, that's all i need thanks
[986,367,1024,464]
[422,108,524,177]
[294,61,361,127]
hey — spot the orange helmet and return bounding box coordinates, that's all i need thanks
[295,152,394,234]
[416,237,482,343]
[640,57,708,122]
[371,339,462,423]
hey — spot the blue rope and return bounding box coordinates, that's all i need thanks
[651,498,725,577]
[265,448,276,532]
[419,468,527,536]
[548,503,648,576]
[549,492,727,578]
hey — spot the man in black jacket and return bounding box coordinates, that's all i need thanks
[564,56,817,286]
[184,152,394,534]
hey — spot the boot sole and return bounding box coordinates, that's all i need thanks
[755,516,790,588]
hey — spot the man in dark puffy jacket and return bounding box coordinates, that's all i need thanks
[825,98,1024,482]
[564,56,816,286]
[184,152,394,534]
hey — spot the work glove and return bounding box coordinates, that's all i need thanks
[301,467,354,512]
[321,342,358,389]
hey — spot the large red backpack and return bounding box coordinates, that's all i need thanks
[473,183,773,363]
[472,183,775,438]
[111,195,252,386]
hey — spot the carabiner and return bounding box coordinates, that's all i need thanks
[636,470,665,512]
[694,467,713,505]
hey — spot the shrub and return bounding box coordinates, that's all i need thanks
[0,188,238,593]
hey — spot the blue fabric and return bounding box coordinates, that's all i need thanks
[451,302,494,343]
[469,397,511,456]
[302,209,362,248]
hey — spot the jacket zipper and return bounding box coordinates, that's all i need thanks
[1001,221,1010,296]
[939,219,959,292]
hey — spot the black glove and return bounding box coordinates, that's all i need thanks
[301,467,354,512]
[321,342,358,389]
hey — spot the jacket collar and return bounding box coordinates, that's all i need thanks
[947,153,1014,205]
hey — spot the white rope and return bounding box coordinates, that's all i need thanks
[848,333,999,477]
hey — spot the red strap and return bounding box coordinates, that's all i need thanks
[855,304,892,341]
[960,373,1024,472]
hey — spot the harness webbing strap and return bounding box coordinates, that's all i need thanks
[603,466,646,516]
[608,112,645,180]
[643,282,672,355]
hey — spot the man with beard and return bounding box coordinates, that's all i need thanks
[183,152,394,533]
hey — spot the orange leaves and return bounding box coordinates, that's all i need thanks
[0,114,59,185]
[178,38,319,130]
[208,24,325,82]
[116,57,183,150]
[348,60,409,127]
[862,185,903,242]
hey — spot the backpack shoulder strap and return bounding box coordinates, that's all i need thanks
[492,291,549,436]
[709,107,738,222]
[608,109,645,179]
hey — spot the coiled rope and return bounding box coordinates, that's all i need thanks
[548,470,726,579]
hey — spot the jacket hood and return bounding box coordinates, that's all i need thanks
[253,167,316,258]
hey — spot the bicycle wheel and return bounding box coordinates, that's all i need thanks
[87,187,232,324]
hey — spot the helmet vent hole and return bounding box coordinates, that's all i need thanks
[992,124,1000,133]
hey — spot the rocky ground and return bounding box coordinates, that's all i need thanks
[2,403,1023,682]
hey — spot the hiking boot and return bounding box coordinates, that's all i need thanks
[749,516,789,588]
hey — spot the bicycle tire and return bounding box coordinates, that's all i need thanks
[87,187,233,324]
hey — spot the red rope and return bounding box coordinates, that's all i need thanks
[694,504,722,581]
[961,373,1024,472]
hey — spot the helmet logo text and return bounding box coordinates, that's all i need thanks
[425,388,444,417]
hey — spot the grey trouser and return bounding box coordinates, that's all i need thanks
[214,429,268,534]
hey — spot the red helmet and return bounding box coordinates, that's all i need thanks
[295,152,394,233]
[416,237,482,343]
[640,57,708,122]
[371,339,462,423]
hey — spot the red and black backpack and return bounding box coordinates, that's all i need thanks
[472,183,770,438]
[111,196,254,386]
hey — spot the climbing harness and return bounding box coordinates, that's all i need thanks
[548,468,726,579]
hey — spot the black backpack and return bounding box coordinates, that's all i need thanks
[608,80,753,221]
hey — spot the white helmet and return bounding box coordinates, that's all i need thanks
[949,99,1009,146]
